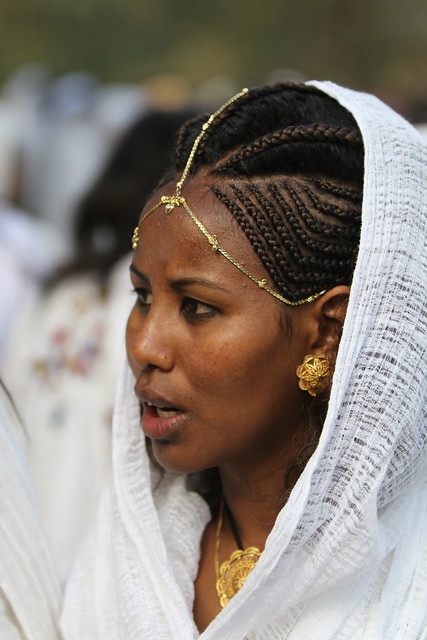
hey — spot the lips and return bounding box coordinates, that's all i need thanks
[135,388,187,440]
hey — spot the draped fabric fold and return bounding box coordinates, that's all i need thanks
[0,383,62,640]
[61,82,427,639]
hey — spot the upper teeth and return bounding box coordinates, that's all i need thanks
[157,408,180,418]
[145,401,180,417]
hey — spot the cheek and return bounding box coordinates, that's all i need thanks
[125,308,138,374]
[188,330,286,402]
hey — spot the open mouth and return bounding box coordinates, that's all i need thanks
[145,401,182,418]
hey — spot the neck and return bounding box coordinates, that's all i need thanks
[218,422,317,548]
[218,462,290,550]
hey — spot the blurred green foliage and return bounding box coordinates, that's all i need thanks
[0,0,426,111]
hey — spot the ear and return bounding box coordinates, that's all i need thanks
[308,285,350,360]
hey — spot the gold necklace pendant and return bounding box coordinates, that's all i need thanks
[214,499,261,608]
[216,546,261,608]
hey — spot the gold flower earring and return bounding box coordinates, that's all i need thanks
[296,353,331,397]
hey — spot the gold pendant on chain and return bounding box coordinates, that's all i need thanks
[216,547,261,608]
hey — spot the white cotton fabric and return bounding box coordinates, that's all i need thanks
[4,254,132,583]
[0,384,62,640]
[61,82,427,639]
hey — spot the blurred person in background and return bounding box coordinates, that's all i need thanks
[7,68,148,254]
[0,86,66,365]
[4,105,196,583]
[0,65,137,368]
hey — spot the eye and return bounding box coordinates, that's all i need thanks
[133,287,153,307]
[182,297,218,320]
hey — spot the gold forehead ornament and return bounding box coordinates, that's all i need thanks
[131,87,325,307]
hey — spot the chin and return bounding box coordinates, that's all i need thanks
[151,440,209,475]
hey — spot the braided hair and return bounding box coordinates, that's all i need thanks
[174,83,364,303]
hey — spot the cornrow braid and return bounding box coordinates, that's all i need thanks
[213,177,360,301]
[212,184,295,298]
[312,178,362,203]
[171,82,364,302]
[215,124,362,175]
[301,184,362,225]
[284,182,360,241]
[210,185,273,274]
[269,184,352,257]
[176,83,334,174]
[229,184,283,284]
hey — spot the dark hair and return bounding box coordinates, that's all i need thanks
[174,83,364,303]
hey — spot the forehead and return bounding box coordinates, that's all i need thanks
[134,176,270,290]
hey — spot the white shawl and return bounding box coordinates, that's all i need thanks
[0,383,62,640]
[61,82,427,639]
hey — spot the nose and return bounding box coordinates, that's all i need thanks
[126,305,174,374]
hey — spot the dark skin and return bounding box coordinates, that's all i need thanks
[192,288,348,632]
[126,174,349,632]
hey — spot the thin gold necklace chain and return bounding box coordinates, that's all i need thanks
[181,201,325,306]
[137,196,325,307]
[175,88,249,196]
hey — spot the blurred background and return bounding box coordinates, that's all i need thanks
[1,0,426,112]
[0,0,426,583]
[1,0,426,236]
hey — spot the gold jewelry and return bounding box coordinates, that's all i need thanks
[296,353,331,396]
[215,499,261,608]
[131,88,325,307]
[131,225,139,250]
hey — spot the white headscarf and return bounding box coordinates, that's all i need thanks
[0,382,62,640]
[61,82,427,640]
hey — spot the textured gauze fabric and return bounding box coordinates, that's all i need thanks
[0,382,62,640]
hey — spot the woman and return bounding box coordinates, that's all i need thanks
[62,82,426,639]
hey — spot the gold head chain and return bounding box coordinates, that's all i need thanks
[131,87,325,307]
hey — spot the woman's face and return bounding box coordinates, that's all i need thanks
[126,175,315,475]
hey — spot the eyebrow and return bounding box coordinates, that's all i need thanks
[169,277,231,294]
[129,263,149,284]
[129,264,231,294]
